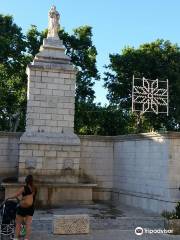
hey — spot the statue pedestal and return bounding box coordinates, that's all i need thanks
[18,32,79,184]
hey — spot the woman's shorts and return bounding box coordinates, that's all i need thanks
[16,206,34,217]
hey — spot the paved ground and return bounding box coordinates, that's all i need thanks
[30,204,180,240]
[30,229,180,240]
[1,203,180,239]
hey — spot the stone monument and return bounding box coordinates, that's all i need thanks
[4,6,95,206]
[18,5,80,184]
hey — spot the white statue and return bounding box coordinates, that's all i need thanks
[47,5,60,39]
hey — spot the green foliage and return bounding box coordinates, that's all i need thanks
[104,39,180,132]
[0,15,29,131]
[75,102,131,135]
[0,64,26,131]
[162,210,177,220]
[26,25,44,57]
[162,202,180,219]
[0,14,26,67]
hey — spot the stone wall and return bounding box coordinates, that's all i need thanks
[19,142,80,183]
[0,132,180,213]
[0,132,21,181]
[79,136,114,201]
[113,133,180,213]
[168,137,180,206]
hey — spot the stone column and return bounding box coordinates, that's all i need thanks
[18,6,80,183]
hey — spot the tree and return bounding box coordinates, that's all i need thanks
[0,64,27,131]
[26,25,44,57]
[104,39,180,131]
[0,15,26,67]
[60,26,100,102]
[74,102,131,135]
[0,15,29,131]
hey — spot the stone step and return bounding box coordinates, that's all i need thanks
[32,216,165,232]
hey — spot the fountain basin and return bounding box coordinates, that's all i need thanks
[2,182,97,207]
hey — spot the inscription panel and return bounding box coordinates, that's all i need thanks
[53,214,89,234]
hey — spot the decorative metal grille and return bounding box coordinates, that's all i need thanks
[132,76,169,115]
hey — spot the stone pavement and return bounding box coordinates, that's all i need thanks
[30,229,180,240]
[29,204,180,240]
[1,203,180,239]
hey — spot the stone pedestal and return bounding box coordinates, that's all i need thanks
[18,33,80,184]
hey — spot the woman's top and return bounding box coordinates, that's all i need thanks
[16,185,37,217]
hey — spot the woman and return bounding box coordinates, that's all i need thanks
[10,175,37,240]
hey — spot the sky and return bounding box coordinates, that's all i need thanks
[1,0,180,105]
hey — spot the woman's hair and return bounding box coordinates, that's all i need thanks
[25,175,33,186]
[25,175,36,193]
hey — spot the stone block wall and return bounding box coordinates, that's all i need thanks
[113,133,180,213]
[0,132,180,213]
[0,132,21,181]
[79,136,114,201]
[19,143,80,183]
[168,138,180,202]
[26,68,75,133]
